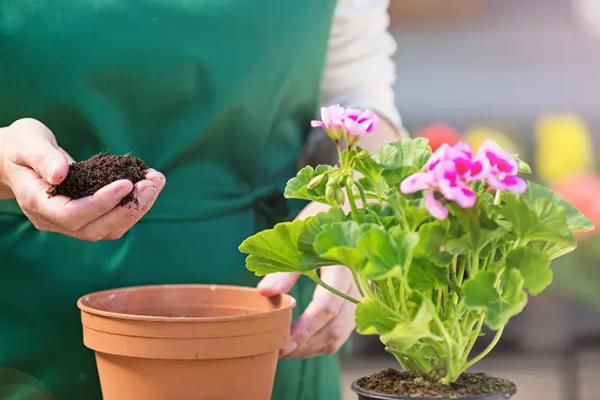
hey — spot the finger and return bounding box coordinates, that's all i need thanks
[288,298,356,359]
[77,176,165,241]
[144,168,166,183]
[11,166,135,231]
[257,272,300,297]
[58,146,75,164]
[10,119,70,185]
[281,266,352,356]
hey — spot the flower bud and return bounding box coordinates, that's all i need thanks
[335,187,346,206]
[325,183,337,204]
[354,150,370,160]
[307,174,327,189]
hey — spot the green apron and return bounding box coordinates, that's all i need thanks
[0,1,341,399]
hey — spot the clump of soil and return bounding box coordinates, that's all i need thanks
[356,369,516,398]
[48,153,147,205]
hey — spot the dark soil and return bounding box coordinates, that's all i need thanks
[48,153,147,205]
[356,369,516,398]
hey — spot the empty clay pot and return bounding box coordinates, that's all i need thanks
[78,284,295,400]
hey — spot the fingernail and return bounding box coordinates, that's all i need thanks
[281,341,297,357]
[46,157,65,183]
[137,187,156,207]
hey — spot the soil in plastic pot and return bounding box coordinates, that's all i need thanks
[352,369,516,400]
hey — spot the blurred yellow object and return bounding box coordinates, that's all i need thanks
[464,126,520,154]
[536,114,594,183]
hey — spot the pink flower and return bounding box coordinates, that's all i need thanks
[311,106,378,140]
[311,105,346,132]
[343,108,378,138]
[401,139,528,220]
[401,141,479,219]
[475,140,527,193]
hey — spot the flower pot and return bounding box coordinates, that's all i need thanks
[351,373,516,400]
[78,284,295,400]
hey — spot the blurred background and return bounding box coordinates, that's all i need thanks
[340,1,600,399]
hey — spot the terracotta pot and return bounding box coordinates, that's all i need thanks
[78,284,295,400]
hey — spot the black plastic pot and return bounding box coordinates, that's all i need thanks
[351,378,517,400]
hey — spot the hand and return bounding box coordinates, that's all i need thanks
[258,265,358,358]
[0,118,166,241]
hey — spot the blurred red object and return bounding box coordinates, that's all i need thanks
[416,124,461,151]
[551,172,600,239]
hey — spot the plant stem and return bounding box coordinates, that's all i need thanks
[398,282,409,315]
[345,186,360,220]
[356,182,368,208]
[435,288,442,312]
[494,189,502,205]
[360,276,378,301]
[386,279,398,307]
[306,272,361,304]
[462,314,484,362]
[352,269,366,298]
[465,327,504,370]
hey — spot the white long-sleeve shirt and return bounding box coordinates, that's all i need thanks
[322,0,401,129]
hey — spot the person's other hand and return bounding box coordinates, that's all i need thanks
[258,265,358,358]
[0,118,166,241]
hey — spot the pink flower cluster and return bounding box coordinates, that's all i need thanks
[311,105,378,139]
[401,140,527,220]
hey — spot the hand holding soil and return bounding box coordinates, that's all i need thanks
[0,118,165,241]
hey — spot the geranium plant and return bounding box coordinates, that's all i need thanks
[239,106,594,383]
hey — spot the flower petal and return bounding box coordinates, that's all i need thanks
[400,172,433,193]
[455,187,477,208]
[343,117,366,137]
[478,139,518,174]
[453,141,473,158]
[426,144,452,171]
[425,190,448,220]
[319,105,345,130]
[501,175,527,193]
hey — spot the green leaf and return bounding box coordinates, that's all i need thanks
[507,248,552,295]
[498,192,576,259]
[523,182,594,233]
[298,208,346,252]
[355,297,401,335]
[313,221,370,269]
[239,220,310,276]
[284,165,336,205]
[372,138,432,185]
[357,297,436,353]
[404,206,433,231]
[357,226,419,280]
[414,222,453,266]
[407,258,450,291]
[380,299,436,352]
[464,270,528,330]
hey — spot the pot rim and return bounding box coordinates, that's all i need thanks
[351,377,517,400]
[77,283,296,323]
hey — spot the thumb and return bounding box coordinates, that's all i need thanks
[257,272,300,297]
[12,119,70,185]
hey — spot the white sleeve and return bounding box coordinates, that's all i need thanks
[321,0,402,129]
